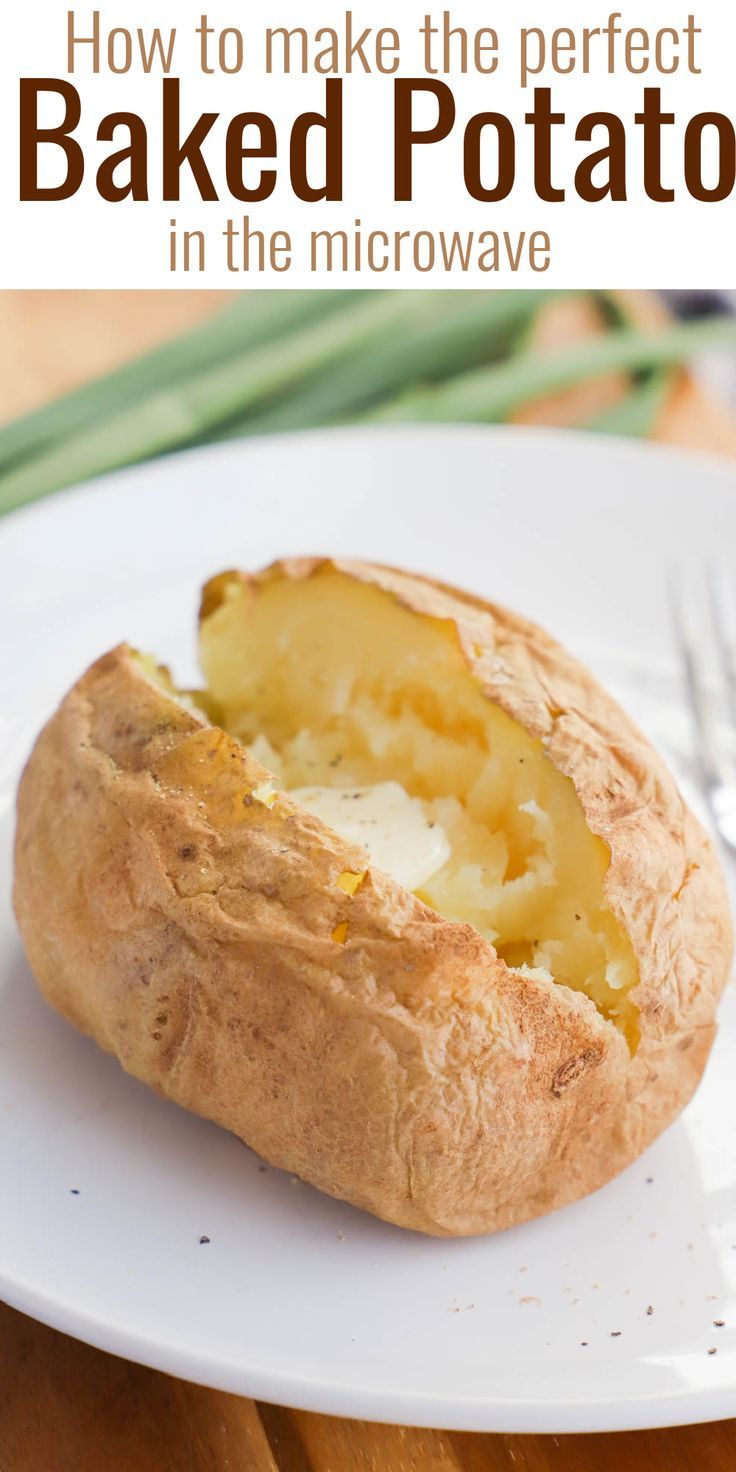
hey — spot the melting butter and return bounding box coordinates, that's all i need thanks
[290,781,451,892]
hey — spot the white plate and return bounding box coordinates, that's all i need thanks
[2,426,736,1434]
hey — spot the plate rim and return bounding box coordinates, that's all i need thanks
[3,421,736,1434]
[2,419,736,546]
[3,1268,736,1434]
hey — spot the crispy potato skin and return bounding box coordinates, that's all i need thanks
[13,560,733,1236]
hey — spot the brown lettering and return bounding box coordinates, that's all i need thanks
[162,77,218,201]
[226,114,277,202]
[96,113,149,200]
[684,114,736,202]
[575,114,627,201]
[463,114,515,203]
[635,87,675,202]
[290,79,342,203]
[525,88,565,203]
[394,79,455,201]
[19,79,84,201]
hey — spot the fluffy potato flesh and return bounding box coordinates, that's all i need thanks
[199,568,640,1045]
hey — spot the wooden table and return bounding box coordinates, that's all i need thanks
[2,289,736,1472]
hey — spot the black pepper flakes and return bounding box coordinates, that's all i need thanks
[199,1235,210,1245]
[70,1188,80,1196]
[714,1320,726,1328]
[708,1347,718,1356]
[646,1305,654,1316]
[610,1330,622,1337]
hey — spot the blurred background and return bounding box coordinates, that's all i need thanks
[1,288,736,518]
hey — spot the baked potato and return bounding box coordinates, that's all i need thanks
[14,558,733,1236]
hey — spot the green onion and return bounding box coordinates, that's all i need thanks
[222,289,558,437]
[1,294,728,520]
[364,318,736,427]
[585,369,675,438]
[0,292,468,515]
[0,290,361,474]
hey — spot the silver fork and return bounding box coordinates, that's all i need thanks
[670,565,736,856]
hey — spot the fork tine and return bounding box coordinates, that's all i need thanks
[668,566,731,791]
[707,562,736,737]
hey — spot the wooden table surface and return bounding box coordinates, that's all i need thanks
[2,289,736,1472]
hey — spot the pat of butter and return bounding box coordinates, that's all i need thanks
[290,781,450,892]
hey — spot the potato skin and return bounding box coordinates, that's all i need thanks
[13,560,733,1236]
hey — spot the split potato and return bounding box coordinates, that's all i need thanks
[14,559,733,1235]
